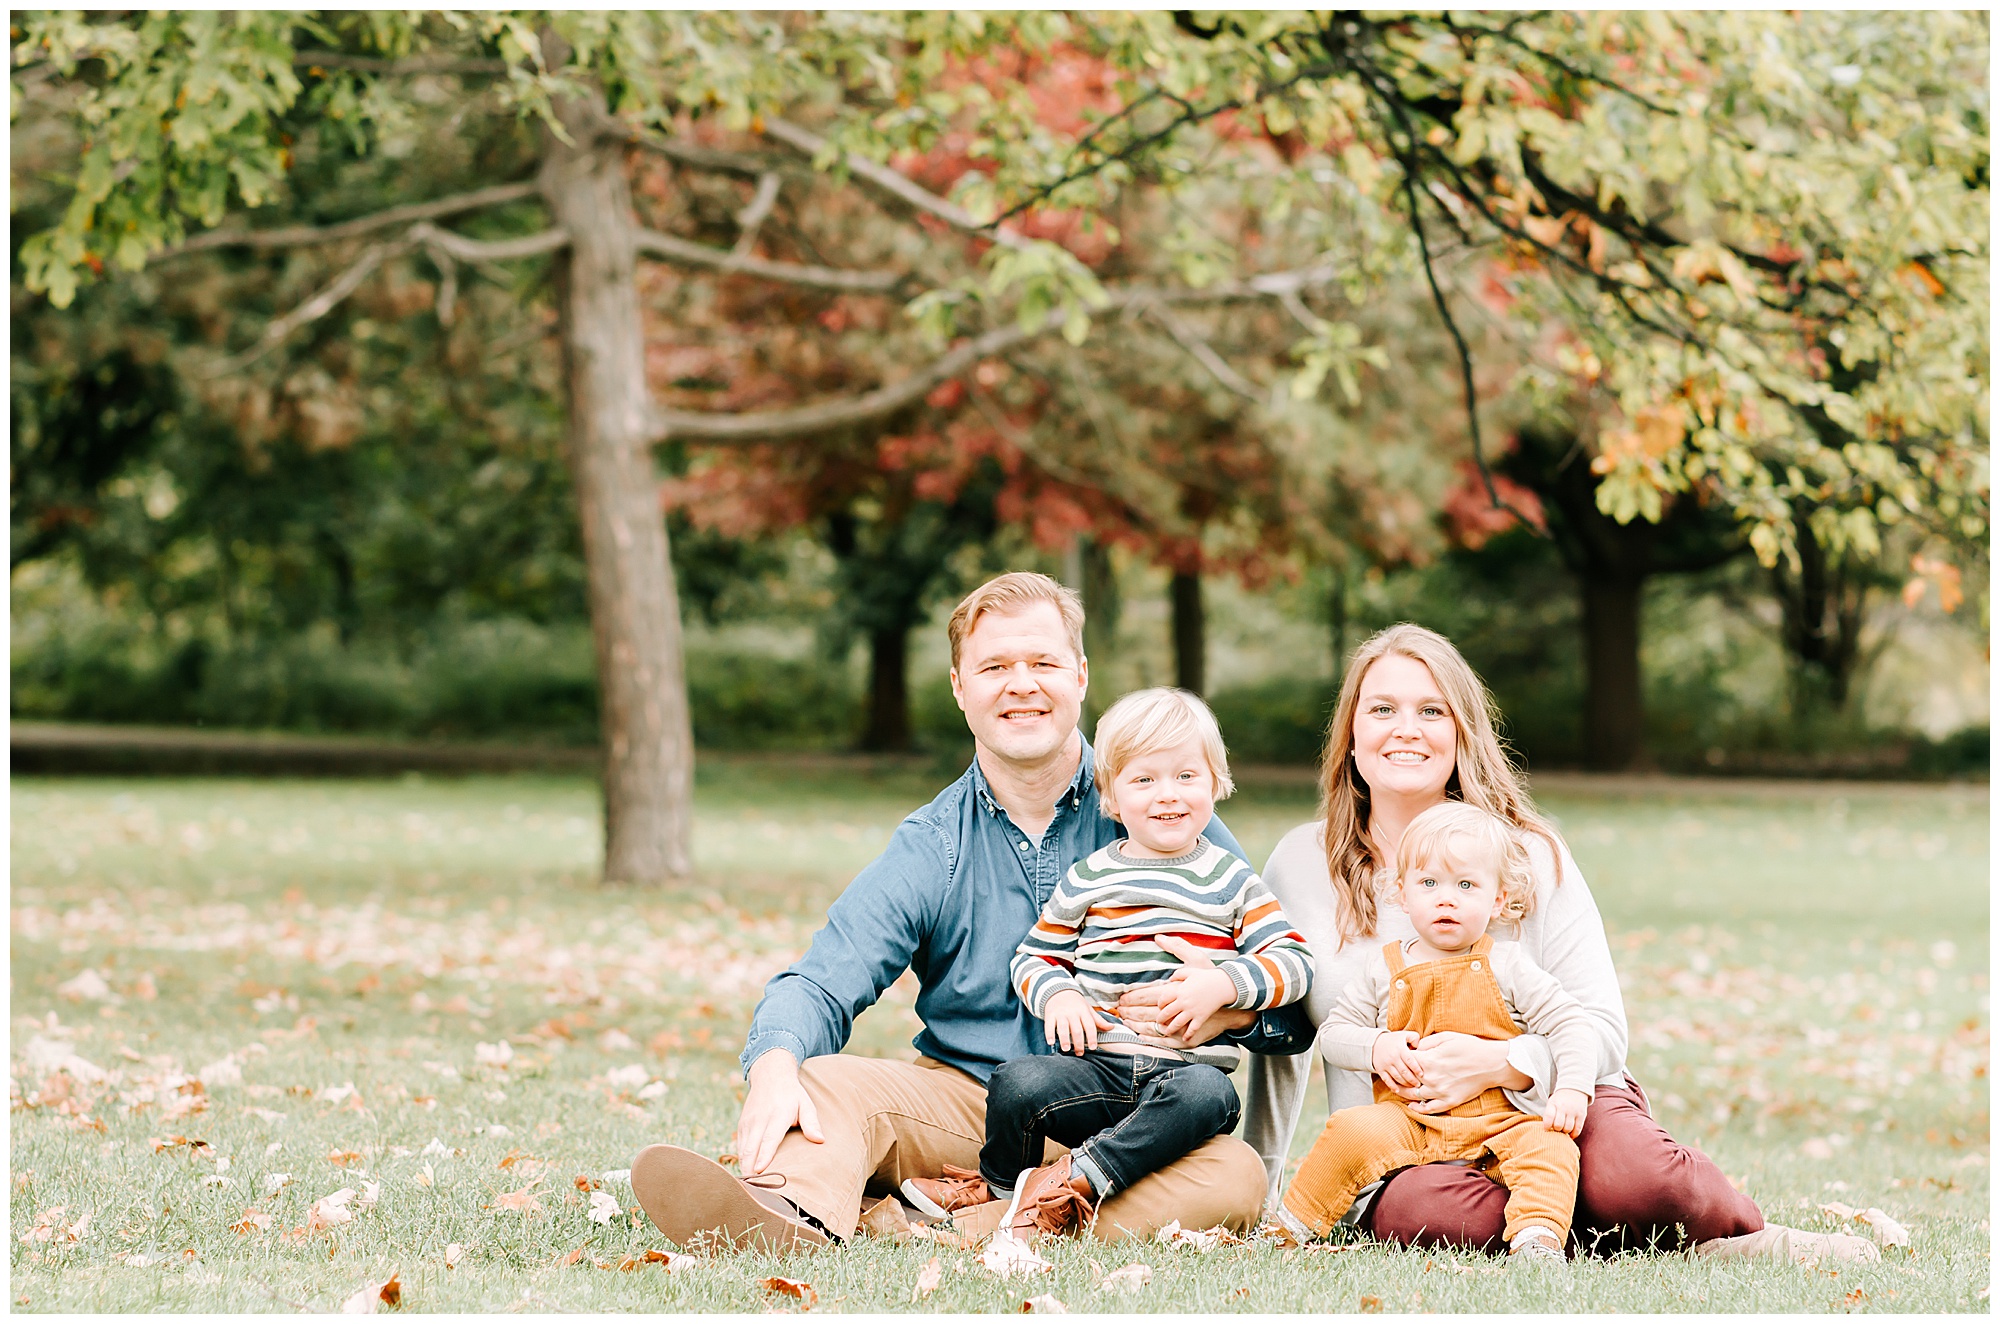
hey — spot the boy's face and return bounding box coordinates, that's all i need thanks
[1398,847,1503,952]
[1107,735,1216,859]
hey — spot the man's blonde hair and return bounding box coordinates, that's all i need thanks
[946,571,1086,670]
[1092,687,1235,811]
[1393,801,1536,925]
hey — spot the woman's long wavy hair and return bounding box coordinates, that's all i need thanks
[1318,623,1564,944]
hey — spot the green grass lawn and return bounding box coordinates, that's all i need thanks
[10,761,1990,1312]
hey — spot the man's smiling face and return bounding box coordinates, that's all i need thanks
[949,602,1087,768]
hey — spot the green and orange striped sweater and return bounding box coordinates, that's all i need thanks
[1010,837,1314,1072]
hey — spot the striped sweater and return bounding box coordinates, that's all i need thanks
[1011,837,1314,1072]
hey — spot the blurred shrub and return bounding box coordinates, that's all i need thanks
[1208,677,1335,767]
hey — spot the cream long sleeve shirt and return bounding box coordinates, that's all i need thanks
[1242,821,1630,1209]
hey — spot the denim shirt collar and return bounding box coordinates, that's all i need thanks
[967,736,1096,821]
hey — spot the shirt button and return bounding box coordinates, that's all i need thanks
[1017,842,1029,851]
[1395,980,1406,989]
[1471,961,1481,971]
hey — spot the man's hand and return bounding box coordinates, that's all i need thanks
[734,1050,822,1176]
[1371,1030,1424,1089]
[1544,1087,1592,1137]
[1115,938,1255,1046]
[1157,968,1239,1040]
[1044,989,1110,1055]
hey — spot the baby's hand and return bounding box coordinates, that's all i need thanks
[1544,1088,1592,1137]
[1043,989,1109,1056]
[1157,968,1238,1039]
[1371,1030,1424,1089]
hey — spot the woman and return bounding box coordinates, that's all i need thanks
[1225,623,1877,1262]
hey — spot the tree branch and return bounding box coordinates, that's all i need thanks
[731,172,783,258]
[761,116,1033,249]
[633,228,904,293]
[632,131,793,180]
[404,222,568,263]
[292,51,510,76]
[648,267,1338,443]
[1140,301,1262,401]
[198,238,412,376]
[155,182,541,259]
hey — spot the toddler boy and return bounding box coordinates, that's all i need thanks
[901,687,1314,1241]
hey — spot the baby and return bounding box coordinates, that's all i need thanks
[1281,801,1599,1266]
[901,687,1313,1240]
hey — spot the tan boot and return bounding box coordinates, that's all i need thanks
[631,1144,834,1252]
[1694,1223,1880,1266]
[1002,1155,1097,1241]
[901,1165,993,1220]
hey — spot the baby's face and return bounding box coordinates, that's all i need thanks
[1398,849,1503,952]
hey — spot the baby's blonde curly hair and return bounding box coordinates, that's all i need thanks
[1393,801,1537,926]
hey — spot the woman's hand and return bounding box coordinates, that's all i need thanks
[1389,1031,1532,1113]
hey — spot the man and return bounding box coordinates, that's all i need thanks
[632,571,1305,1249]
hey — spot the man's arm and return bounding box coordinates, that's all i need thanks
[734,818,946,1172]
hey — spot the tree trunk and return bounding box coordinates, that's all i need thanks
[1171,570,1205,696]
[540,89,694,884]
[1580,574,1644,771]
[1080,538,1119,728]
[862,623,912,752]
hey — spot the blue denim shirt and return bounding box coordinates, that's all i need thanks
[740,742,1310,1084]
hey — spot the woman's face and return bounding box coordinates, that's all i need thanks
[1350,654,1459,807]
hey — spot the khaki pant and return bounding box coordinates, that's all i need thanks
[768,1054,1266,1243]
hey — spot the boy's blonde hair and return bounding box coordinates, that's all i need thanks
[1394,801,1536,925]
[1092,687,1234,812]
[946,571,1086,669]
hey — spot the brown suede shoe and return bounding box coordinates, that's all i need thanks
[1003,1155,1097,1241]
[901,1165,993,1220]
[630,1144,833,1252]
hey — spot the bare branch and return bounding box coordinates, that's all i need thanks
[406,222,569,263]
[293,51,510,76]
[1140,301,1262,401]
[198,238,412,377]
[633,227,903,293]
[761,116,1033,250]
[732,173,783,258]
[649,266,1340,443]
[156,182,541,259]
[632,131,792,180]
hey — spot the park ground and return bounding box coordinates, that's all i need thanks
[9,762,1991,1313]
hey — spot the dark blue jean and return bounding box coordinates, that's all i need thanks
[981,1051,1242,1199]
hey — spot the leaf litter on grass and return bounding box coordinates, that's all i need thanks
[10,777,1988,1312]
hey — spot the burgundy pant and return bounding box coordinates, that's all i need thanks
[1365,1078,1763,1255]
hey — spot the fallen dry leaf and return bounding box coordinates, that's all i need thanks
[444,1243,464,1270]
[1359,1295,1384,1313]
[561,1248,586,1267]
[760,1276,818,1307]
[1020,1294,1067,1313]
[327,1149,363,1167]
[231,1209,274,1235]
[641,1249,692,1271]
[573,1174,601,1192]
[910,1222,980,1251]
[338,1272,400,1313]
[150,1135,211,1155]
[474,1041,514,1069]
[586,1190,620,1225]
[979,1231,1054,1279]
[1154,1219,1239,1252]
[308,1188,358,1231]
[860,1193,913,1242]
[494,1184,542,1214]
[912,1256,942,1301]
[1100,1263,1151,1294]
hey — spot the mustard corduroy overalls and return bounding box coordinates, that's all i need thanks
[1282,935,1580,1246]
